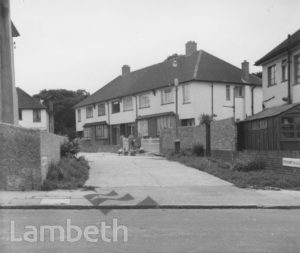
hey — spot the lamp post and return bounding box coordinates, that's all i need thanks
[172,60,180,153]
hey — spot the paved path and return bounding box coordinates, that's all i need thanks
[84,153,231,188]
[2,153,300,207]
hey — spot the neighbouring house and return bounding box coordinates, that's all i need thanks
[74,41,262,145]
[17,87,50,132]
[238,29,300,150]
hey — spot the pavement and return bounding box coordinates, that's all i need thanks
[1,152,300,209]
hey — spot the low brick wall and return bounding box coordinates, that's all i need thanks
[0,123,66,190]
[160,118,236,154]
[212,150,300,173]
[79,139,119,153]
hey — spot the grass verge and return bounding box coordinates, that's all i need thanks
[167,152,300,190]
[42,156,89,191]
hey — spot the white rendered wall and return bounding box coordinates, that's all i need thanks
[19,109,49,131]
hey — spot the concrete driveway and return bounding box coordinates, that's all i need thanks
[84,153,231,188]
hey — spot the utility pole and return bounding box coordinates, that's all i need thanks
[0,0,18,124]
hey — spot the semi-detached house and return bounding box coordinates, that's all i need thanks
[74,41,262,145]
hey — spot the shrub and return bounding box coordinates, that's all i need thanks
[232,158,265,172]
[192,143,205,156]
[42,156,89,190]
[61,139,80,158]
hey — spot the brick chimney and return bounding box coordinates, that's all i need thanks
[241,60,250,83]
[185,41,197,56]
[122,65,130,76]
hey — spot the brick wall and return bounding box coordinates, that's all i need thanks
[212,150,300,173]
[0,123,66,190]
[160,118,236,153]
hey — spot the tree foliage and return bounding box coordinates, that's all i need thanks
[33,89,89,139]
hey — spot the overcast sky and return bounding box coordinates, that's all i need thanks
[11,0,300,95]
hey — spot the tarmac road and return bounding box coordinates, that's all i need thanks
[1,209,300,253]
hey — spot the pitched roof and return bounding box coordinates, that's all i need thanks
[255,29,300,66]
[75,50,261,108]
[242,103,300,122]
[17,88,46,110]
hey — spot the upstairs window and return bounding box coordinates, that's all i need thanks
[161,88,174,105]
[268,65,276,86]
[123,96,133,111]
[33,109,41,122]
[282,59,288,82]
[77,109,81,122]
[226,85,231,101]
[86,106,93,118]
[234,86,244,98]
[295,54,300,84]
[112,100,120,113]
[139,93,150,109]
[98,103,105,116]
[182,84,190,103]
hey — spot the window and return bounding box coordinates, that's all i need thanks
[86,106,93,118]
[123,96,133,111]
[98,103,105,116]
[268,65,276,86]
[95,125,108,139]
[77,109,81,122]
[295,54,300,84]
[181,118,195,127]
[139,93,150,108]
[281,116,300,139]
[111,101,120,113]
[251,120,268,130]
[282,59,288,82]
[234,86,244,98]
[161,88,174,104]
[83,127,91,139]
[157,116,175,136]
[226,85,231,101]
[137,120,148,137]
[18,109,22,121]
[33,109,41,122]
[183,84,191,103]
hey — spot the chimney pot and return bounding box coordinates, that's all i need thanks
[185,41,197,56]
[122,65,130,76]
[241,60,250,83]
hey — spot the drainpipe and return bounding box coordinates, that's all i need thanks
[287,34,292,104]
[211,83,214,118]
[107,101,112,145]
[251,86,256,116]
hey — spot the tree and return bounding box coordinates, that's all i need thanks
[33,89,89,139]
[252,71,262,79]
[199,114,213,157]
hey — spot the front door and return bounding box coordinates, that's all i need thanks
[112,126,119,145]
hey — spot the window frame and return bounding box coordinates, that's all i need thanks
[226,85,231,101]
[86,106,94,119]
[137,120,149,137]
[281,116,300,140]
[161,88,174,105]
[33,109,41,123]
[281,59,288,82]
[139,93,150,109]
[111,100,121,114]
[267,64,276,87]
[182,84,191,104]
[123,96,133,111]
[83,127,91,139]
[98,103,106,116]
[18,109,22,121]
[95,124,108,139]
[295,54,300,85]
[77,109,81,122]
